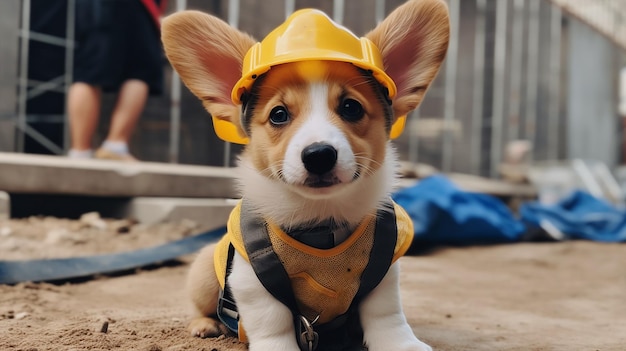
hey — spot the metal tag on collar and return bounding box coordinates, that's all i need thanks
[297,315,319,351]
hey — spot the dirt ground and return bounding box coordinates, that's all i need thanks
[1,215,625,351]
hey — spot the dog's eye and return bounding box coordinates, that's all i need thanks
[339,98,364,122]
[269,106,290,126]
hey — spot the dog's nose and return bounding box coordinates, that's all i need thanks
[301,142,338,175]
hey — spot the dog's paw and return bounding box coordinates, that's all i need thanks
[378,344,432,351]
[188,317,229,338]
[414,342,433,351]
[369,339,432,351]
[396,341,432,351]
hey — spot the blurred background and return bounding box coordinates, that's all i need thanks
[0,0,625,182]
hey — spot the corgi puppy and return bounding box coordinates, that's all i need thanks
[162,1,449,350]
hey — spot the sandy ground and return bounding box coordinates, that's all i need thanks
[1,216,625,351]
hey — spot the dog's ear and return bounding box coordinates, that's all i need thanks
[162,11,256,128]
[366,0,450,119]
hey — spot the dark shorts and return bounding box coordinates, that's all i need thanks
[73,0,164,95]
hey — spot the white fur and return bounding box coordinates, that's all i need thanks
[282,84,357,187]
[360,263,433,351]
[229,82,431,350]
[229,252,432,351]
[228,232,432,351]
[237,146,398,230]
[229,252,300,351]
[237,81,399,230]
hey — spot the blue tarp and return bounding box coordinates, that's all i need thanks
[393,176,526,245]
[520,191,626,242]
[393,175,626,245]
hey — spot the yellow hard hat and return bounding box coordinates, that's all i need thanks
[389,115,406,139]
[219,9,404,144]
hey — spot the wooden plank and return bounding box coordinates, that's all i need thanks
[397,173,537,198]
[0,152,536,201]
[0,152,238,198]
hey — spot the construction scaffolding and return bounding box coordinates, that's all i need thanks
[549,0,626,50]
[1,0,625,176]
[12,0,75,155]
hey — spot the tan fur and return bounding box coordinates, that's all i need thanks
[245,62,389,181]
[186,244,229,337]
[161,0,450,342]
[243,63,311,178]
[161,11,256,138]
[366,0,450,119]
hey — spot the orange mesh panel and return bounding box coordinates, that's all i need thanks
[266,216,376,323]
[216,200,413,326]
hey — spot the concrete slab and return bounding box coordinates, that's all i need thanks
[0,152,238,198]
[396,173,536,198]
[0,152,535,204]
[0,191,9,219]
[124,197,236,228]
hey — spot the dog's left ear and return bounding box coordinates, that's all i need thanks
[162,11,257,134]
[366,0,450,119]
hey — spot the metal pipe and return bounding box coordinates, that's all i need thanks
[19,30,68,47]
[375,0,385,23]
[547,4,562,160]
[408,109,420,165]
[470,0,487,175]
[16,119,64,155]
[169,0,187,163]
[333,0,344,25]
[490,0,508,177]
[285,0,295,18]
[16,0,31,153]
[594,162,625,204]
[507,0,525,143]
[524,0,540,160]
[441,0,459,173]
[223,0,241,167]
[572,159,604,199]
[227,0,240,28]
[169,70,182,163]
[63,0,75,152]
[27,75,65,100]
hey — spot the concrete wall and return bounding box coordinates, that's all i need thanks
[567,18,620,168]
[0,0,19,152]
[4,0,625,172]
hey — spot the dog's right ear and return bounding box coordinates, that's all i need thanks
[365,0,450,120]
[162,11,256,127]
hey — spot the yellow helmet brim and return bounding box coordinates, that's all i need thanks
[212,116,249,144]
[390,115,406,139]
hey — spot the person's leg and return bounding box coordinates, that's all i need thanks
[95,79,148,159]
[106,79,148,143]
[68,0,110,158]
[96,0,160,161]
[67,82,101,157]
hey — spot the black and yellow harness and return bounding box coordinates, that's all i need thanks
[214,199,414,351]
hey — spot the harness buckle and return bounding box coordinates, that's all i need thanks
[217,287,239,333]
[297,315,319,351]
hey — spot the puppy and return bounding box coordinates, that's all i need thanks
[162,1,449,350]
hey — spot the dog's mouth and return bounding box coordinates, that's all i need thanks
[278,171,361,198]
[304,175,340,188]
[303,171,361,188]
[298,167,362,191]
